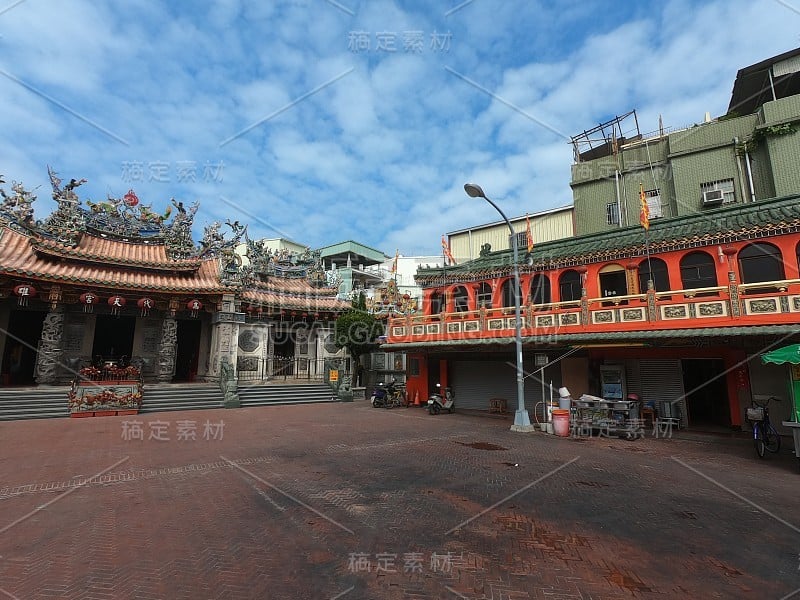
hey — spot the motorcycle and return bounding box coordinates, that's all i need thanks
[427,383,455,415]
[371,382,389,408]
[371,379,404,408]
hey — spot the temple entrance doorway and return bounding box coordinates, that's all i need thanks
[273,329,296,376]
[1,309,45,386]
[92,315,135,363]
[175,319,201,381]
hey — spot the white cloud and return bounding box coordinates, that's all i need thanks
[0,0,797,256]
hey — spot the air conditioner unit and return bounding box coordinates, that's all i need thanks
[702,189,725,204]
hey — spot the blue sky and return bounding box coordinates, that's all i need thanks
[0,0,797,257]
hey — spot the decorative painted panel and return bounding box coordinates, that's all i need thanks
[463,321,480,332]
[487,318,504,330]
[745,297,779,314]
[591,310,615,324]
[446,322,462,333]
[506,317,520,329]
[696,301,726,318]
[535,315,555,327]
[620,307,645,322]
[661,304,689,319]
[425,324,440,334]
[789,295,800,312]
[412,325,424,335]
[237,356,259,371]
[391,326,406,336]
[559,313,580,326]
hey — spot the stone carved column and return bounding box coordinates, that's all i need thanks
[35,307,64,384]
[208,321,239,378]
[728,271,741,318]
[156,315,178,382]
[646,279,658,322]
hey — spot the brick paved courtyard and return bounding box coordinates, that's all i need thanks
[0,400,798,599]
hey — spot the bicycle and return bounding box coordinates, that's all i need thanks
[387,384,408,408]
[746,397,781,459]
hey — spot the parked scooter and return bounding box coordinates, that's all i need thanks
[371,379,403,408]
[371,382,389,408]
[427,383,455,415]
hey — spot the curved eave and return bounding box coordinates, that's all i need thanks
[31,241,202,271]
[240,288,351,312]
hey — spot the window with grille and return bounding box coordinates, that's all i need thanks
[701,179,735,204]
[476,283,492,309]
[606,202,619,225]
[680,252,717,289]
[452,286,469,312]
[559,270,582,302]
[644,189,662,218]
[508,231,527,250]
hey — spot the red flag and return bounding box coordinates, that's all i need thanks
[525,214,533,253]
[639,183,650,231]
[441,235,456,265]
[390,249,398,273]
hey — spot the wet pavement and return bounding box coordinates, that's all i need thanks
[0,399,798,599]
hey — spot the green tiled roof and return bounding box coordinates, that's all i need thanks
[418,194,800,284]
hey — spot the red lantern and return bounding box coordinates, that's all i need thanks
[187,298,202,317]
[13,284,36,306]
[137,297,154,316]
[108,294,126,315]
[80,292,98,313]
[108,295,126,308]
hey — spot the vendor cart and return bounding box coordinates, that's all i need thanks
[573,394,644,440]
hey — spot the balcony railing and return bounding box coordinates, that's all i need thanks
[385,279,800,344]
[236,357,327,382]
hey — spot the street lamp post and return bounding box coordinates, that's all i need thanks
[464,183,533,431]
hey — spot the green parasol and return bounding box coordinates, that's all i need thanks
[761,344,800,365]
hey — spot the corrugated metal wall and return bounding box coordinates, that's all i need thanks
[639,359,687,427]
[450,359,562,418]
[449,210,574,263]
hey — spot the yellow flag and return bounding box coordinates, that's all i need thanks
[639,183,650,231]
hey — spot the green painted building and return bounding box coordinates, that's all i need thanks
[571,48,800,235]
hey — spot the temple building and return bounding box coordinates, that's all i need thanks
[384,48,800,434]
[0,168,350,387]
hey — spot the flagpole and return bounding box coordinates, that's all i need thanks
[645,229,654,290]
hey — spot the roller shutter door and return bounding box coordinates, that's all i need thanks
[639,359,687,427]
[450,359,559,413]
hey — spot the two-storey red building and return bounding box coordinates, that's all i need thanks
[385,195,800,432]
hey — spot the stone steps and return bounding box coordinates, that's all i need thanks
[0,381,341,420]
[238,383,338,407]
[0,387,71,420]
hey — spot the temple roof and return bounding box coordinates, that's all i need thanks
[241,288,350,312]
[241,277,349,311]
[31,234,202,271]
[0,226,230,293]
[416,194,800,285]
